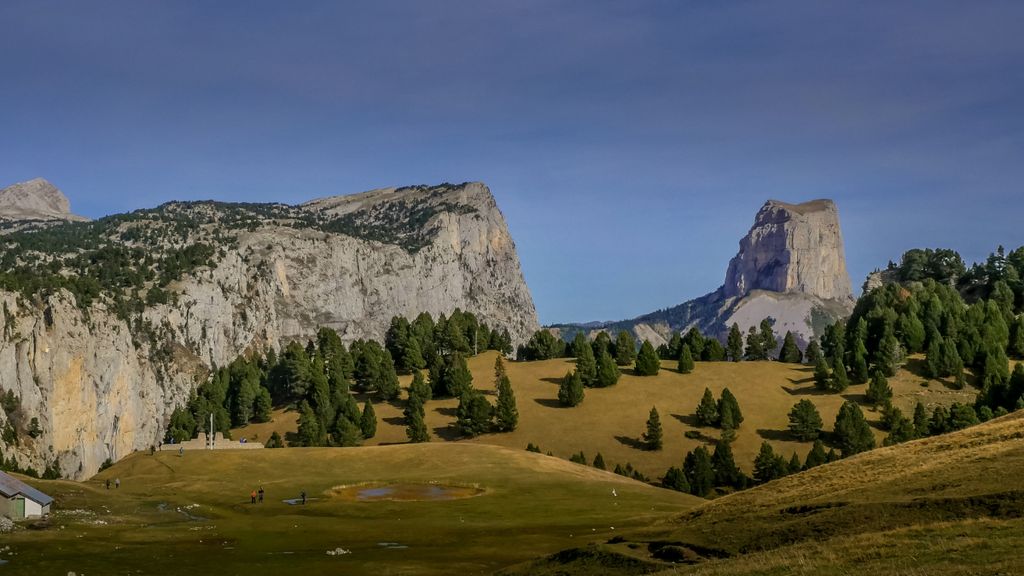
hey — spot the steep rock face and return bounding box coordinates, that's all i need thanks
[0,178,89,222]
[552,199,855,347]
[0,182,538,478]
[723,199,852,301]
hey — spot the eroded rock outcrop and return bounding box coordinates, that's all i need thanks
[553,199,855,348]
[0,181,537,478]
[0,178,88,222]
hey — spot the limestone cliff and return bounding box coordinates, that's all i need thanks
[0,181,538,478]
[0,178,88,222]
[552,199,855,348]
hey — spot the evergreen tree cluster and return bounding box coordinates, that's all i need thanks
[385,310,513,374]
[694,387,744,431]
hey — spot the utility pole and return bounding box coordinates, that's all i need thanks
[209,412,214,450]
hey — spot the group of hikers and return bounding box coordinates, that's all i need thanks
[104,478,120,489]
[249,486,266,504]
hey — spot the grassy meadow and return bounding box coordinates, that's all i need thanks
[236,351,978,480]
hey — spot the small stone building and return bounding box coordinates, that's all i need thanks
[0,470,53,520]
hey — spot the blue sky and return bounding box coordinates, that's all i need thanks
[2,1,1022,324]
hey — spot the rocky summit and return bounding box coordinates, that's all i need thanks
[553,199,855,347]
[0,178,89,222]
[0,181,538,478]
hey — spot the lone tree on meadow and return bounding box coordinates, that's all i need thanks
[787,399,823,441]
[717,388,744,430]
[642,406,664,450]
[558,370,585,407]
[635,340,661,376]
[727,323,744,362]
[360,399,377,439]
[778,332,803,363]
[677,345,695,374]
[494,357,519,432]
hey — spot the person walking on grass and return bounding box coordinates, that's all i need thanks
[258,486,264,503]
[115,478,120,489]
[301,490,306,505]
[251,490,257,504]
[105,479,110,490]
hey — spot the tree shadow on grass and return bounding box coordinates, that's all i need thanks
[434,406,457,417]
[671,413,701,427]
[903,357,930,378]
[382,416,406,426]
[757,428,794,442]
[841,392,869,404]
[787,376,815,385]
[540,377,564,385]
[533,398,564,408]
[782,384,833,396]
[615,435,647,450]
[431,425,462,441]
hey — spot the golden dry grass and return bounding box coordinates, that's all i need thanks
[235,351,978,480]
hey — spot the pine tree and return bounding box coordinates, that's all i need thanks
[695,387,719,427]
[642,406,663,450]
[575,339,598,386]
[711,440,741,488]
[456,390,493,437]
[834,401,876,457]
[804,440,827,469]
[332,413,363,447]
[683,327,706,360]
[778,332,803,363]
[404,394,430,443]
[614,331,637,366]
[494,372,519,432]
[595,348,621,387]
[718,388,744,428]
[663,466,690,493]
[1010,316,1024,359]
[787,452,802,475]
[912,401,929,438]
[635,340,661,376]
[677,345,695,374]
[667,332,684,359]
[875,331,902,377]
[759,318,777,358]
[253,387,273,423]
[376,351,401,401]
[727,323,744,362]
[296,400,326,447]
[683,446,715,497]
[847,318,870,384]
[445,352,473,398]
[753,442,783,483]
[926,336,943,378]
[409,370,432,403]
[804,340,822,365]
[744,326,765,360]
[360,400,377,439]
[865,370,893,407]
[593,452,606,470]
[592,331,612,358]
[813,357,831,391]
[558,370,584,407]
[830,356,849,393]
[787,399,823,441]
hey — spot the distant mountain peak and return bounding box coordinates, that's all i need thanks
[0,177,89,222]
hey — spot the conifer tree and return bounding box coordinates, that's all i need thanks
[813,357,831,391]
[727,323,744,362]
[834,401,875,457]
[696,387,719,427]
[595,348,621,387]
[753,442,784,483]
[592,331,612,358]
[445,352,473,398]
[744,326,765,360]
[830,356,849,393]
[667,332,684,359]
[404,394,430,443]
[865,370,893,407]
[1010,316,1024,359]
[253,387,273,423]
[677,345,695,374]
[804,340,822,365]
[718,388,744,428]
[614,330,637,366]
[778,332,803,363]
[787,399,823,441]
[494,370,519,432]
[592,452,606,470]
[912,401,929,438]
[759,318,777,358]
[558,370,584,407]
[642,406,663,450]
[711,440,741,488]
[296,400,325,447]
[926,336,943,378]
[360,399,377,439]
[456,390,493,437]
[683,446,715,497]
[571,332,589,358]
[635,340,661,376]
[663,466,690,493]
[575,339,598,386]
[376,351,401,401]
[409,370,432,403]
[787,452,802,475]
[929,405,950,435]
[683,327,706,360]
[702,339,726,361]
[333,414,363,447]
[804,439,827,470]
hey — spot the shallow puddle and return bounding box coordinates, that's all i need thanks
[330,483,484,502]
